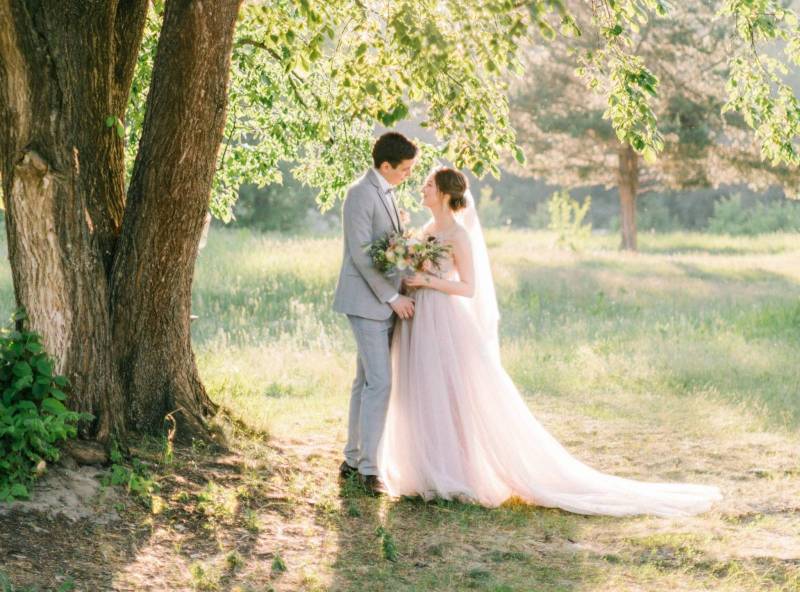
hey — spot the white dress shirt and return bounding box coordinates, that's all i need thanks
[374,168,401,304]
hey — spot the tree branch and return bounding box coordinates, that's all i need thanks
[111,0,150,115]
[236,37,311,108]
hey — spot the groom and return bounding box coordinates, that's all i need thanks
[333,132,418,495]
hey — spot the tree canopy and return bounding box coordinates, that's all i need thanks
[124,1,800,220]
[511,0,797,190]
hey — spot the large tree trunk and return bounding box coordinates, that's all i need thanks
[110,0,242,442]
[0,1,147,440]
[0,0,239,444]
[617,142,639,251]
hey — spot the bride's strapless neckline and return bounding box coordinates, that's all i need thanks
[424,223,460,242]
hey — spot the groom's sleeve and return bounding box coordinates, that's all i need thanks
[343,188,398,304]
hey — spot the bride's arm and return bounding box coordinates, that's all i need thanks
[405,231,475,298]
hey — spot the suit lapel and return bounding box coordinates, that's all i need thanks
[367,169,400,232]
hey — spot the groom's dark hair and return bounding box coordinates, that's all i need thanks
[372,132,418,168]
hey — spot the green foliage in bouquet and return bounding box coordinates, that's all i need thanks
[0,311,91,501]
[365,231,452,275]
[365,231,408,275]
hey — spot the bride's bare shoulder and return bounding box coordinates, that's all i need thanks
[453,223,470,241]
[450,224,472,249]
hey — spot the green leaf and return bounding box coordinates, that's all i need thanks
[13,375,33,390]
[50,388,67,401]
[10,482,29,499]
[35,358,53,376]
[41,397,68,415]
[105,115,125,138]
[32,382,49,398]
[12,361,32,377]
[15,399,36,412]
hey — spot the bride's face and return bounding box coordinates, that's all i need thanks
[421,175,442,209]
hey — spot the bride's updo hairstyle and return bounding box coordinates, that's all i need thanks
[434,168,468,212]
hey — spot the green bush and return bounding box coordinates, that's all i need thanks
[548,190,592,251]
[0,311,89,501]
[708,193,800,235]
[637,194,680,232]
[232,163,339,234]
[528,200,550,229]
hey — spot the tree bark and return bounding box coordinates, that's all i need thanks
[0,1,139,440]
[617,142,639,251]
[110,0,242,442]
[0,0,238,444]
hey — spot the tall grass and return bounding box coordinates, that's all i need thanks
[0,227,796,434]
[188,228,800,437]
[1,227,799,591]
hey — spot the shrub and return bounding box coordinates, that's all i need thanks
[708,193,800,235]
[528,200,550,229]
[637,194,680,232]
[0,311,89,501]
[547,190,592,251]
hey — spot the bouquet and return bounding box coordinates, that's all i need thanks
[364,230,451,276]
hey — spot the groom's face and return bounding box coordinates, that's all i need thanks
[379,158,415,187]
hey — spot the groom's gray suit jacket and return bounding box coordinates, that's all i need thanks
[333,169,403,320]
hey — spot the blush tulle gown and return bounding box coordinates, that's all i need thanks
[377,225,722,518]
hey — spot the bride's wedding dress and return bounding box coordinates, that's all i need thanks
[377,199,721,517]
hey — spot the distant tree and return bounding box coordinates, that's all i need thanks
[231,165,328,233]
[509,0,800,250]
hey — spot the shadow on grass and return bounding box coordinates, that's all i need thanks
[497,255,800,346]
[2,441,797,592]
[326,488,800,591]
[328,480,595,592]
[496,258,800,432]
[0,433,304,591]
[671,261,800,287]
[634,234,800,256]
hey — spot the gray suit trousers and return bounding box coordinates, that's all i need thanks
[345,314,395,476]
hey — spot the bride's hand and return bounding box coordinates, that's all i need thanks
[404,272,435,288]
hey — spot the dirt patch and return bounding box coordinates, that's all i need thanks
[0,465,120,524]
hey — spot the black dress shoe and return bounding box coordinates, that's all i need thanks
[359,474,387,496]
[339,461,358,479]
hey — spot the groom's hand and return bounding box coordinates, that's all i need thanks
[390,295,415,319]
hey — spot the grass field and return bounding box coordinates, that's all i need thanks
[1,227,799,591]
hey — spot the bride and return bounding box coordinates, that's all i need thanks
[376,167,722,517]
